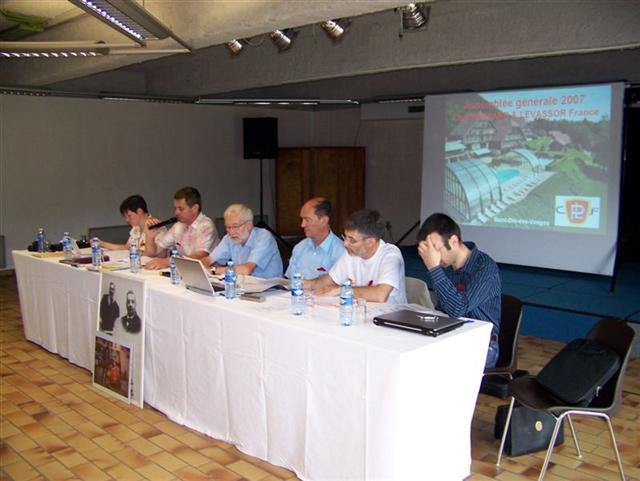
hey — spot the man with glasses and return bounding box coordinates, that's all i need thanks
[204,203,283,278]
[418,212,501,368]
[305,209,406,303]
[285,197,345,280]
[144,186,219,269]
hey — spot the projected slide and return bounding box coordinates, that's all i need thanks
[443,84,611,233]
[421,83,624,275]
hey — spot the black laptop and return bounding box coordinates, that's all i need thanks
[373,309,464,337]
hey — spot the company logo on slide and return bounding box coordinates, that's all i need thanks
[554,196,600,228]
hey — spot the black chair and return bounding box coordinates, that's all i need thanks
[480,294,524,398]
[496,317,636,481]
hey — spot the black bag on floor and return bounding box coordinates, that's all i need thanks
[494,404,564,457]
[536,339,620,406]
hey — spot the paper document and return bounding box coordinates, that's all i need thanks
[100,259,130,271]
[240,276,290,294]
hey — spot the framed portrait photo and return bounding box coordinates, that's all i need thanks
[92,333,133,404]
[95,272,146,407]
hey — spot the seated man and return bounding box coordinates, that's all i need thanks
[305,209,406,303]
[285,197,345,280]
[144,186,219,269]
[204,204,283,278]
[98,194,161,253]
[417,212,501,368]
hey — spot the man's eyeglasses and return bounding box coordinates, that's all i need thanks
[225,221,248,231]
[341,233,370,245]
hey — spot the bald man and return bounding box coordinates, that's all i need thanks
[285,198,344,280]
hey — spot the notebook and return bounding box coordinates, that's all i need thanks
[373,309,464,337]
[174,257,223,296]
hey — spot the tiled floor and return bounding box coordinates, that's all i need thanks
[1,272,639,481]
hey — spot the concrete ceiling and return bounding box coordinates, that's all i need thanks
[1,1,640,104]
[0,0,412,91]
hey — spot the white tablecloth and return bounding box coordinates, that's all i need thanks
[145,284,491,481]
[14,250,492,481]
[13,250,102,369]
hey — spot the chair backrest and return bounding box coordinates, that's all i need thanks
[493,294,524,372]
[585,317,635,413]
[405,277,434,309]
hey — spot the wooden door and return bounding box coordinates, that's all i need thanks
[276,147,365,237]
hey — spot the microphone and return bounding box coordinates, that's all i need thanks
[149,217,177,229]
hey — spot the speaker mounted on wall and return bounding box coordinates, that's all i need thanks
[243,117,278,159]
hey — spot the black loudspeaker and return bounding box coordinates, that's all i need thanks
[243,117,278,159]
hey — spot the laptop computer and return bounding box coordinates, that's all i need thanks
[174,257,224,296]
[373,309,464,337]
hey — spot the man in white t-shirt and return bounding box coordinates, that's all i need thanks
[304,209,407,304]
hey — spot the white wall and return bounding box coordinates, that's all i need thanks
[0,95,315,268]
[1,95,425,268]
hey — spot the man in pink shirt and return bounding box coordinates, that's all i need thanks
[144,186,220,269]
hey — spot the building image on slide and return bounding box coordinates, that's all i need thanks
[444,114,555,224]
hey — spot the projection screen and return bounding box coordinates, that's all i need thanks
[420,83,625,275]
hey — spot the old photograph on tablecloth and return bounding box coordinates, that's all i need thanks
[95,272,145,407]
[92,334,132,404]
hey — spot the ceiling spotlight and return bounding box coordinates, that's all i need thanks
[270,29,294,51]
[400,3,429,31]
[320,19,349,40]
[225,39,243,56]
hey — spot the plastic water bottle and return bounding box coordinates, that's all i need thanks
[339,280,354,326]
[37,228,46,253]
[169,248,181,285]
[129,241,140,273]
[62,232,73,259]
[224,261,237,300]
[290,273,305,316]
[91,237,102,266]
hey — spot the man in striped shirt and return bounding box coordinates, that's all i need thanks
[418,213,501,368]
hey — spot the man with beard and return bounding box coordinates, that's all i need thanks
[304,209,406,303]
[417,212,501,368]
[118,291,141,334]
[205,204,282,279]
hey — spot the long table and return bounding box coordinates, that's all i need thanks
[14,250,492,481]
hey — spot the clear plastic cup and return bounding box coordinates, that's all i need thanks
[355,298,367,324]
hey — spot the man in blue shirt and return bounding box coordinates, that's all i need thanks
[418,213,501,368]
[285,198,345,280]
[205,204,283,279]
